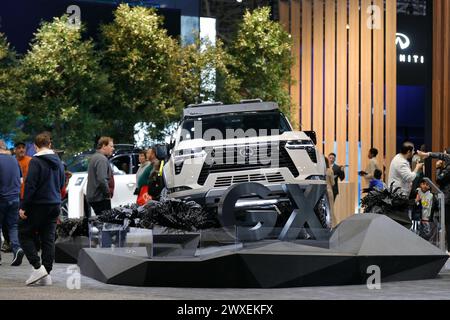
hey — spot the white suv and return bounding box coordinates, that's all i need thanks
[163,101,330,227]
[64,145,140,218]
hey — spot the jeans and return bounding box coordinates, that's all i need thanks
[18,204,59,273]
[0,200,21,254]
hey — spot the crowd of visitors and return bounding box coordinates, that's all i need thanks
[1,132,450,288]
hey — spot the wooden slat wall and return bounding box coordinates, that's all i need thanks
[313,0,324,152]
[301,0,312,131]
[279,0,397,212]
[360,0,372,184]
[336,0,347,166]
[279,0,290,31]
[324,0,336,156]
[432,0,443,153]
[385,0,397,178]
[432,0,450,159]
[444,3,450,151]
[348,0,359,185]
[373,0,385,169]
[290,0,301,130]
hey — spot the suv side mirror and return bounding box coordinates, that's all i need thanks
[304,131,317,145]
[155,144,169,161]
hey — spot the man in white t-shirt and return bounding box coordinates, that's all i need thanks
[388,142,424,196]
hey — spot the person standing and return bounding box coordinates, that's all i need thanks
[86,137,115,215]
[135,149,150,185]
[359,148,381,182]
[136,148,159,205]
[18,133,65,285]
[328,153,346,200]
[388,142,424,197]
[0,139,24,266]
[14,141,32,201]
[324,157,336,228]
[418,148,450,252]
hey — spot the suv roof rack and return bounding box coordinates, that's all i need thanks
[187,101,223,108]
[183,101,279,117]
[240,98,263,104]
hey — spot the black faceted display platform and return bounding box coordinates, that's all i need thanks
[55,236,90,263]
[78,214,448,288]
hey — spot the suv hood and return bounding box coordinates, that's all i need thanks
[176,131,312,150]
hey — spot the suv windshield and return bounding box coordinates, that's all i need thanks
[180,111,291,141]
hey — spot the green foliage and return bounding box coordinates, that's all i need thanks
[2,5,293,152]
[229,7,293,116]
[179,38,241,105]
[20,17,112,153]
[101,4,184,141]
[0,33,23,140]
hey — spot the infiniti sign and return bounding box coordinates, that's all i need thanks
[396,32,424,64]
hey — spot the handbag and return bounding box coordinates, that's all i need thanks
[137,185,152,206]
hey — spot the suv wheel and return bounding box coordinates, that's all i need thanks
[314,194,332,230]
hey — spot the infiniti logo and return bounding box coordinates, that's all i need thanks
[395,32,425,64]
[396,33,410,50]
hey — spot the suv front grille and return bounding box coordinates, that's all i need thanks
[198,142,299,185]
[214,172,284,188]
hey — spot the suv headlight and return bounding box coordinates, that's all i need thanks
[174,148,205,174]
[285,140,313,149]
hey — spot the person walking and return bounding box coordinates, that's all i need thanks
[0,139,24,266]
[359,148,381,182]
[18,133,65,285]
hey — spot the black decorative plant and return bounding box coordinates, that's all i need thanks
[361,182,412,229]
[96,199,218,232]
[56,217,89,239]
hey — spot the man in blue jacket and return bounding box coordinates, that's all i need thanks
[19,133,65,286]
[0,139,24,266]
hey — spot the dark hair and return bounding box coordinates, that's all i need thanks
[328,153,336,157]
[139,149,147,156]
[96,136,113,150]
[369,148,378,157]
[324,156,330,168]
[446,147,450,154]
[374,169,382,180]
[34,133,51,148]
[400,142,414,155]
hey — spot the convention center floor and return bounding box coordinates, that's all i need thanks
[0,252,449,300]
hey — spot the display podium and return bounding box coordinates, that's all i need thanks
[78,214,448,288]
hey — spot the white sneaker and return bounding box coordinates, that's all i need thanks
[25,265,48,285]
[36,275,52,286]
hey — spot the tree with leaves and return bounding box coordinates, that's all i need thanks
[179,37,241,105]
[229,7,293,116]
[101,4,185,141]
[19,17,112,154]
[0,33,24,141]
